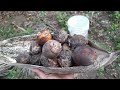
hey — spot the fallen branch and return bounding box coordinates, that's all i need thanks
[40,18,57,31]
[11,22,26,32]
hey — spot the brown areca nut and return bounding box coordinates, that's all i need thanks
[69,34,88,49]
[40,54,59,67]
[53,30,68,43]
[29,41,41,55]
[72,45,97,66]
[58,43,72,67]
[29,53,41,65]
[42,40,62,59]
[58,49,72,67]
[16,53,30,64]
[37,30,52,45]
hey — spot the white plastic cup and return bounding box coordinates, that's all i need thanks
[67,15,89,39]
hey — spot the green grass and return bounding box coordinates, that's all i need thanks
[97,66,105,76]
[0,21,34,40]
[39,11,46,17]
[5,67,22,79]
[112,11,120,20]
[111,11,120,50]
[113,36,120,50]
[112,55,120,70]
[105,11,120,50]
[5,67,35,79]
[56,12,70,30]
[96,11,120,78]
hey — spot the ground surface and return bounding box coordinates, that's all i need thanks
[0,11,120,79]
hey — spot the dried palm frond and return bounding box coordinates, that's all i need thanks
[0,63,39,79]
[0,53,39,79]
[0,34,120,79]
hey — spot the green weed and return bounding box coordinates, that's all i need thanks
[113,11,120,20]
[56,12,70,30]
[0,21,34,40]
[105,11,120,50]
[97,66,105,76]
[6,67,22,79]
[5,67,35,79]
[95,40,113,52]
[39,11,46,17]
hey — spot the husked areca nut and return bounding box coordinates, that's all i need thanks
[58,49,72,67]
[29,53,41,65]
[58,43,72,67]
[40,54,59,67]
[37,30,52,45]
[62,43,71,50]
[42,40,62,59]
[72,45,97,66]
[16,53,30,64]
[69,34,88,49]
[53,30,68,43]
[29,41,41,55]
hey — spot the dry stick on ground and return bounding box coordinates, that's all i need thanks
[105,50,120,66]
[11,22,26,32]
[39,18,57,32]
